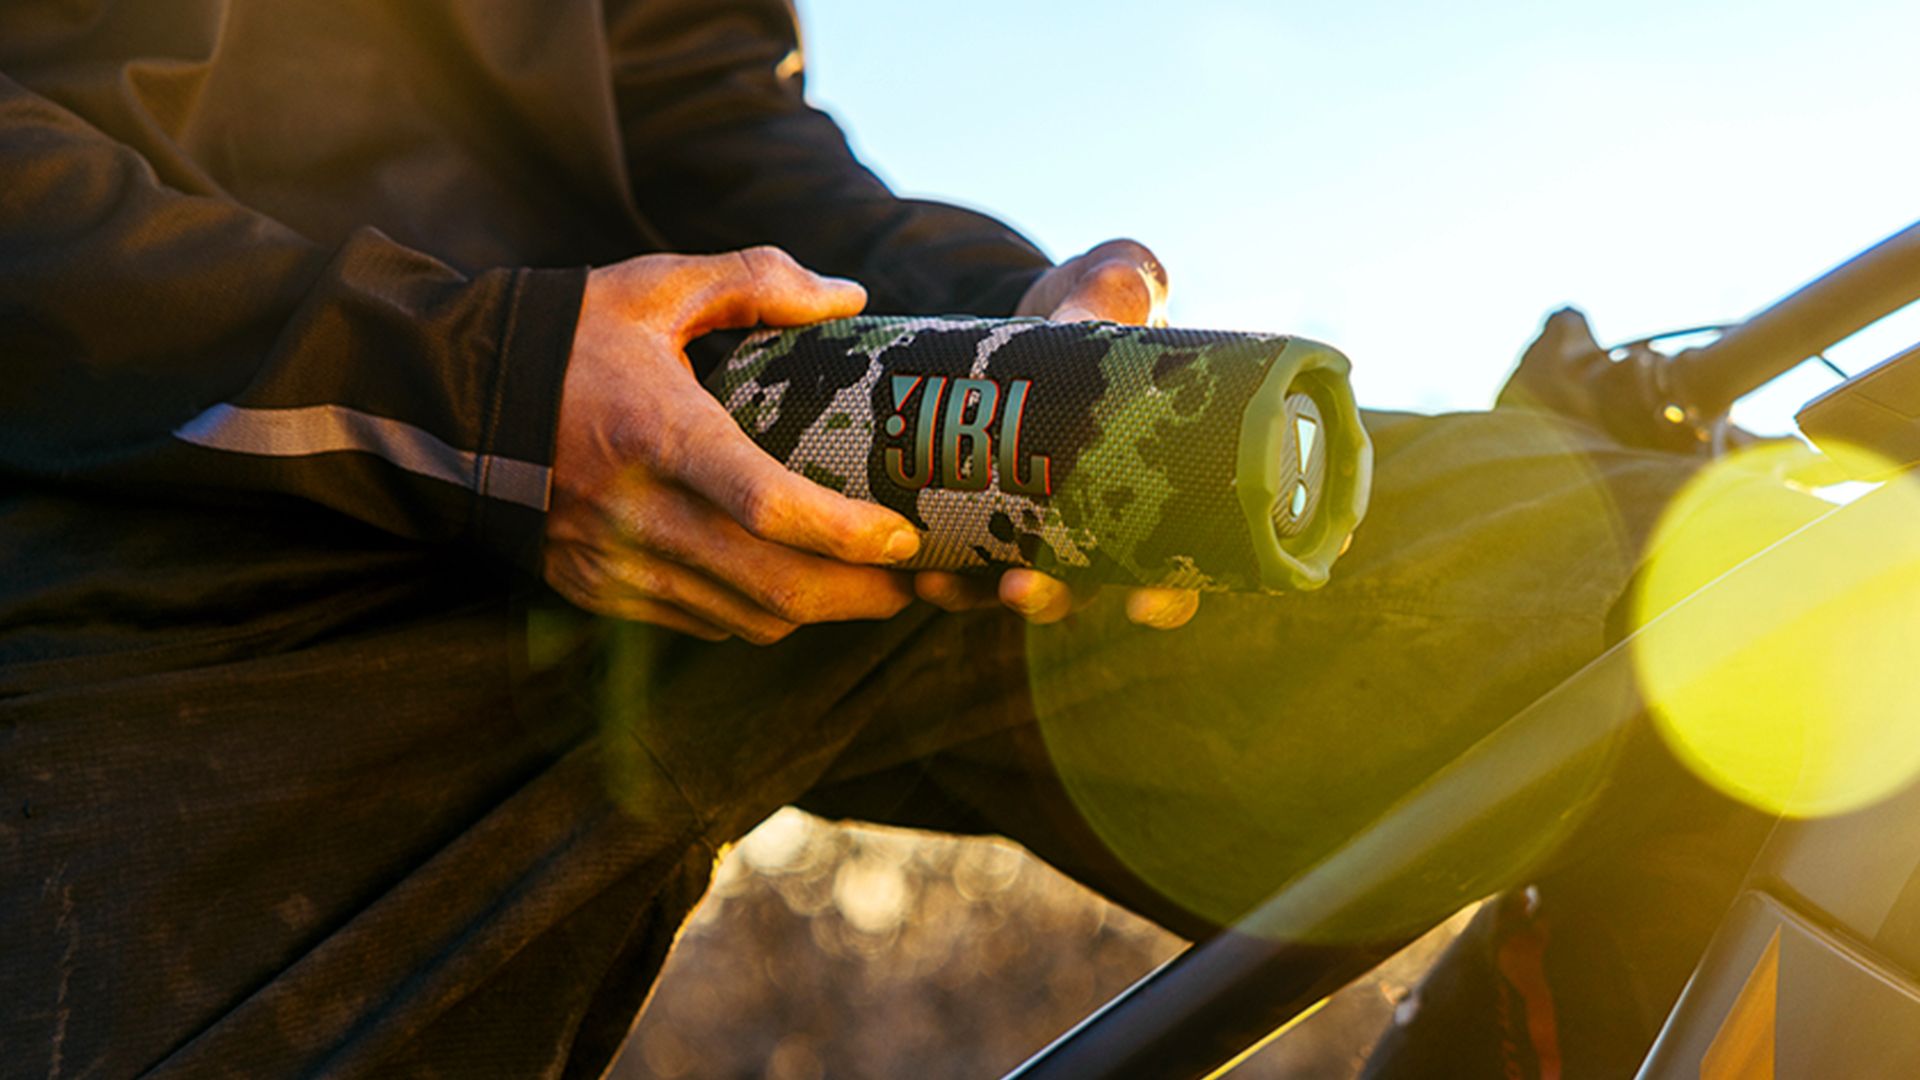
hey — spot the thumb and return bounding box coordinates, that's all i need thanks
[671,246,868,340]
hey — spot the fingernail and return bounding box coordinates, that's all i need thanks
[1003,577,1046,615]
[1136,595,1179,626]
[918,576,954,605]
[1135,592,1196,628]
[884,530,920,563]
[1010,591,1047,616]
[1142,258,1168,290]
[1052,305,1100,324]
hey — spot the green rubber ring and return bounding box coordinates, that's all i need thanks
[1234,337,1374,591]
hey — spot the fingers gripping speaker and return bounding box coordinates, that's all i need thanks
[705,316,1372,593]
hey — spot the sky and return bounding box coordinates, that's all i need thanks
[796,0,1920,432]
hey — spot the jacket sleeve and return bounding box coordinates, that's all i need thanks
[0,74,584,571]
[603,0,1053,318]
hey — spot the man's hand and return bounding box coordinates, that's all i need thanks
[912,238,1203,631]
[544,247,921,643]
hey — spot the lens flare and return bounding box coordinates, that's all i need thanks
[1630,442,1920,818]
[1028,408,1647,938]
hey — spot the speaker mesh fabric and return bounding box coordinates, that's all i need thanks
[706,316,1366,593]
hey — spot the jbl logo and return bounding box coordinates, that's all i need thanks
[882,374,1051,495]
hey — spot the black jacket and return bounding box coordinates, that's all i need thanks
[0,0,1050,575]
[0,7,1056,1074]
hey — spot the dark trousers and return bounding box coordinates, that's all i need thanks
[0,408,1815,1078]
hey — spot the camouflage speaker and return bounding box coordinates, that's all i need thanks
[705,316,1372,593]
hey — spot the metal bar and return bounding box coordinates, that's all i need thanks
[1671,220,1920,418]
[1001,934,1397,1080]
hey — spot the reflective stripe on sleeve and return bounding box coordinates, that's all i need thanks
[173,403,551,511]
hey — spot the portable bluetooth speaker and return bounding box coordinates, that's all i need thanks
[704,316,1371,593]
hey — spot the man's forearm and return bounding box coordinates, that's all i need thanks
[0,73,585,570]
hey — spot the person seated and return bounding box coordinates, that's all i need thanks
[0,2,1817,1075]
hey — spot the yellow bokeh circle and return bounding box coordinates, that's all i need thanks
[1630,441,1920,819]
